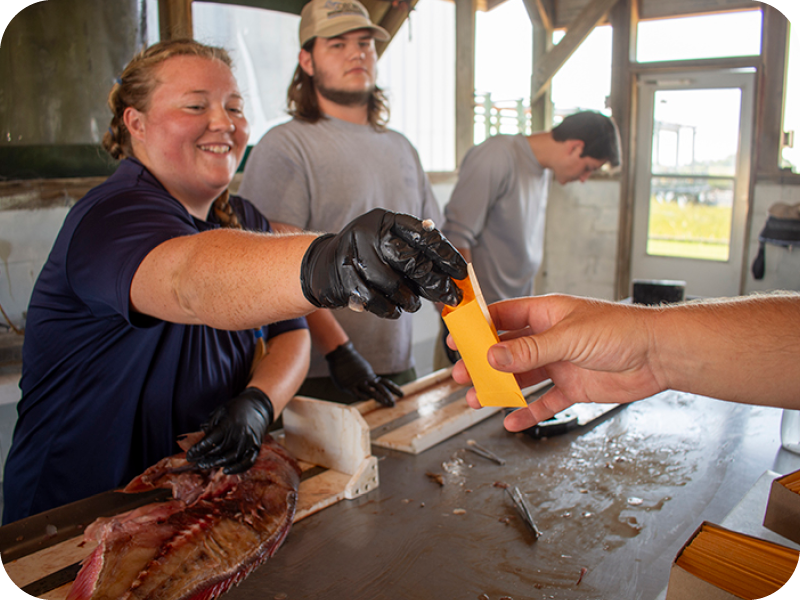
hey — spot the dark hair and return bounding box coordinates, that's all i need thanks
[552,111,621,167]
[103,39,233,160]
[286,39,389,130]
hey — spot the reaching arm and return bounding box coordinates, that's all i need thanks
[450,293,800,432]
[131,229,314,329]
[130,209,468,330]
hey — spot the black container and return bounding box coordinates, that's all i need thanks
[632,279,686,306]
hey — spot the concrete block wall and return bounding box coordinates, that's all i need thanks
[539,179,621,300]
[0,208,71,329]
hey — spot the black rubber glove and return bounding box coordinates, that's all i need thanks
[326,341,404,407]
[185,387,274,475]
[301,209,468,319]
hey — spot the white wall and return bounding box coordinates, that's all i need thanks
[744,182,800,293]
[540,179,621,299]
[0,208,70,328]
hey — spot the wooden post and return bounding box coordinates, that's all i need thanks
[455,0,477,168]
[756,4,789,176]
[522,0,553,132]
[609,0,637,300]
[159,0,193,41]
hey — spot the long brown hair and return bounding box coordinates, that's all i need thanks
[287,40,389,131]
[103,39,233,160]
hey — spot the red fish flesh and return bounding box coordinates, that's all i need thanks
[66,433,301,600]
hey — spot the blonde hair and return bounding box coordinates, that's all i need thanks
[103,39,233,160]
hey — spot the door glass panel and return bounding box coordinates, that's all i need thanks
[647,177,734,261]
[646,88,741,262]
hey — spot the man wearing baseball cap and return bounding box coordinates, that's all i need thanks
[239,0,443,407]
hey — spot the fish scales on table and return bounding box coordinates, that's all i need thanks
[66,432,301,600]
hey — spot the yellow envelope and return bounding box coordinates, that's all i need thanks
[442,266,527,408]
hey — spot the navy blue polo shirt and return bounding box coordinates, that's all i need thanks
[2,158,307,524]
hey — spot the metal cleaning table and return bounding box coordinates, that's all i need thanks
[3,390,799,600]
[226,391,800,600]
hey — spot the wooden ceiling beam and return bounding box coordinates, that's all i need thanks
[531,0,621,102]
[521,0,553,32]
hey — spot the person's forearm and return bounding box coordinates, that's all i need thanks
[306,309,349,355]
[248,329,311,417]
[652,294,800,409]
[131,229,316,329]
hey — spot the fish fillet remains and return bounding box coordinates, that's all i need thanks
[67,433,301,600]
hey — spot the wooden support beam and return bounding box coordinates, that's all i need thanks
[159,0,193,40]
[756,4,789,176]
[522,0,553,133]
[373,0,420,57]
[455,0,477,168]
[609,0,637,300]
[521,0,553,32]
[531,0,621,103]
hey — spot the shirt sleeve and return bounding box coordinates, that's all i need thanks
[66,188,198,325]
[442,139,514,250]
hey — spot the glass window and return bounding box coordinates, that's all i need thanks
[379,0,455,171]
[472,0,533,145]
[782,19,800,172]
[192,3,300,147]
[551,25,613,124]
[636,11,762,63]
[645,88,742,262]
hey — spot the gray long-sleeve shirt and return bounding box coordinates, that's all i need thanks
[442,134,551,305]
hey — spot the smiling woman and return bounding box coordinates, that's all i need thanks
[106,45,250,219]
[1,38,468,526]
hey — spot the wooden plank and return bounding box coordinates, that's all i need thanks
[360,378,466,431]
[0,177,104,211]
[373,399,501,454]
[3,536,97,591]
[555,0,754,28]
[532,0,621,102]
[638,0,757,21]
[283,397,370,475]
[356,368,507,454]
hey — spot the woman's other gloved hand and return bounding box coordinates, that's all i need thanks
[301,209,468,319]
[186,387,274,475]
[326,341,403,407]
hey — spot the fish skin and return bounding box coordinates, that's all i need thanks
[67,434,301,600]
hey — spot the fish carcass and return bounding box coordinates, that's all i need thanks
[67,433,301,600]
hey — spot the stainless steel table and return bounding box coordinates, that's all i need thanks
[227,391,800,600]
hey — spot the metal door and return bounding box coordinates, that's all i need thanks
[631,70,755,298]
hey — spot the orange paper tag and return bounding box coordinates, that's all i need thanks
[443,267,526,408]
